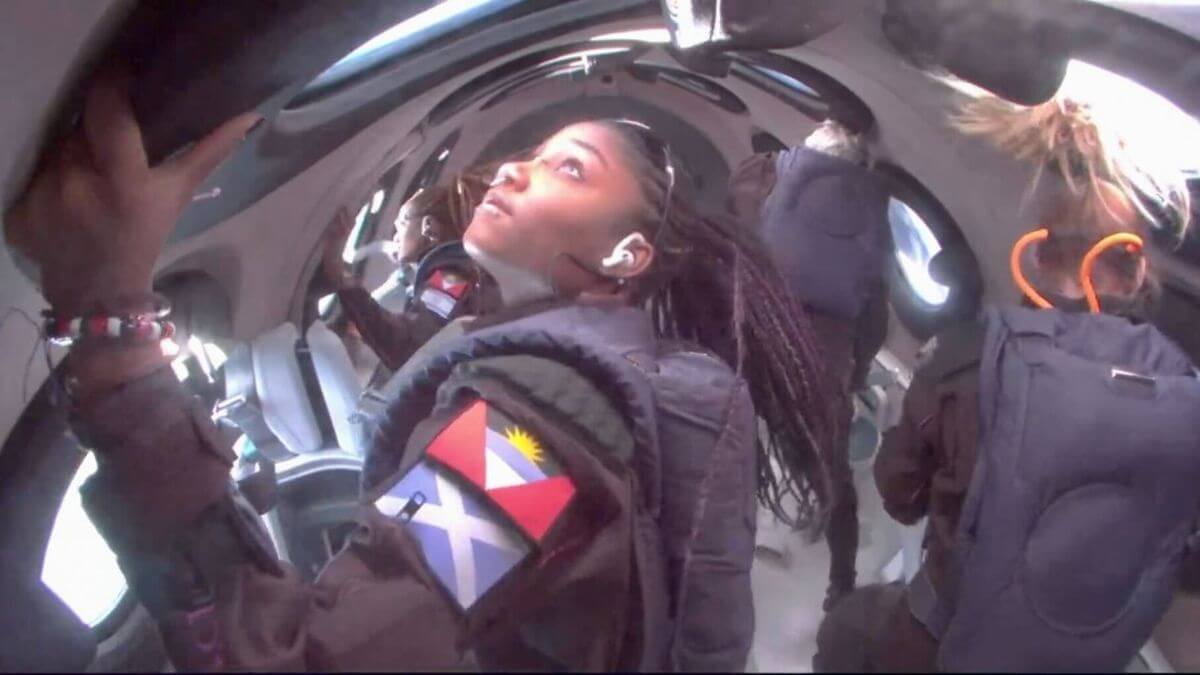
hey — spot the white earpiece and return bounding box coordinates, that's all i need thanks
[489,164,515,188]
[601,233,646,269]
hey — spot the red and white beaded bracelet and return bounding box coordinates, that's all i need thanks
[44,312,176,346]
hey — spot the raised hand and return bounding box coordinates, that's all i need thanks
[4,75,262,316]
[321,207,357,291]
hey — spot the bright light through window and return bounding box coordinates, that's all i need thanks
[590,28,671,43]
[342,204,371,265]
[1058,59,1200,174]
[167,338,228,382]
[189,335,214,381]
[306,0,525,93]
[748,65,822,99]
[370,189,386,215]
[42,454,127,627]
[204,342,228,370]
[535,47,631,69]
[889,198,951,306]
[318,293,337,317]
[663,0,730,49]
[161,337,181,357]
[171,355,190,381]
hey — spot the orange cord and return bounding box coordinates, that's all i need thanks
[1010,229,1054,309]
[1080,232,1144,314]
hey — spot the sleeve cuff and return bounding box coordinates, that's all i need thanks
[71,367,236,550]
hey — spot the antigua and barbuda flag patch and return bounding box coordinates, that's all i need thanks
[375,460,530,610]
[429,270,469,299]
[419,270,469,319]
[373,398,576,609]
[425,399,577,543]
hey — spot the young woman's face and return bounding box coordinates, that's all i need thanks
[463,122,649,292]
[393,199,432,264]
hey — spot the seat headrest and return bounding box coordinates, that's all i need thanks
[251,323,323,455]
[306,322,368,457]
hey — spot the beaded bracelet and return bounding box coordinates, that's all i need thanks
[44,312,176,346]
[42,292,175,346]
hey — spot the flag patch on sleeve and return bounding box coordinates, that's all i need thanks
[418,270,469,319]
[375,460,530,610]
[425,399,576,543]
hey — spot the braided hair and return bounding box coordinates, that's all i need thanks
[595,120,844,530]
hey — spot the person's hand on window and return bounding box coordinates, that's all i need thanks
[5,74,261,316]
[320,207,358,292]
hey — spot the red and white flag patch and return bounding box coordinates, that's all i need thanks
[425,400,576,542]
[429,270,469,299]
[418,270,469,319]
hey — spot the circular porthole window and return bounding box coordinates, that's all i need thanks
[42,453,128,628]
[876,163,982,340]
[889,197,951,307]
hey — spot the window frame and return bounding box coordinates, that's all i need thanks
[287,0,543,108]
[728,51,875,132]
[888,197,951,309]
[875,162,983,340]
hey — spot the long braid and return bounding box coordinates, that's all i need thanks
[596,122,844,529]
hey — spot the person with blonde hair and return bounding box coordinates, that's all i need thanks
[815,91,1200,672]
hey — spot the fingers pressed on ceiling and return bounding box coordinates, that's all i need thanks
[169,112,263,188]
[82,75,148,180]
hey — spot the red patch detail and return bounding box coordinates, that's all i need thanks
[428,269,468,299]
[88,316,108,336]
[426,398,577,544]
[425,399,487,488]
[486,476,576,541]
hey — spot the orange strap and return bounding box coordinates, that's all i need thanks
[1010,229,1053,309]
[1080,232,1144,313]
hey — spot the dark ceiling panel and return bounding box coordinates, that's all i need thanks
[164,0,658,242]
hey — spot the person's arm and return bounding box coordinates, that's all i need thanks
[670,379,758,672]
[71,349,467,670]
[320,208,434,371]
[873,371,939,525]
[2,78,470,671]
[337,285,442,370]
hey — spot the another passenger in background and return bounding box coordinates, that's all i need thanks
[728,118,893,611]
[815,94,1200,673]
[320,175,497,372]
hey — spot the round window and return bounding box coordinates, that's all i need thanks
[876,162,982,341]
[41,453,128,627]
[888,197,951,307]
